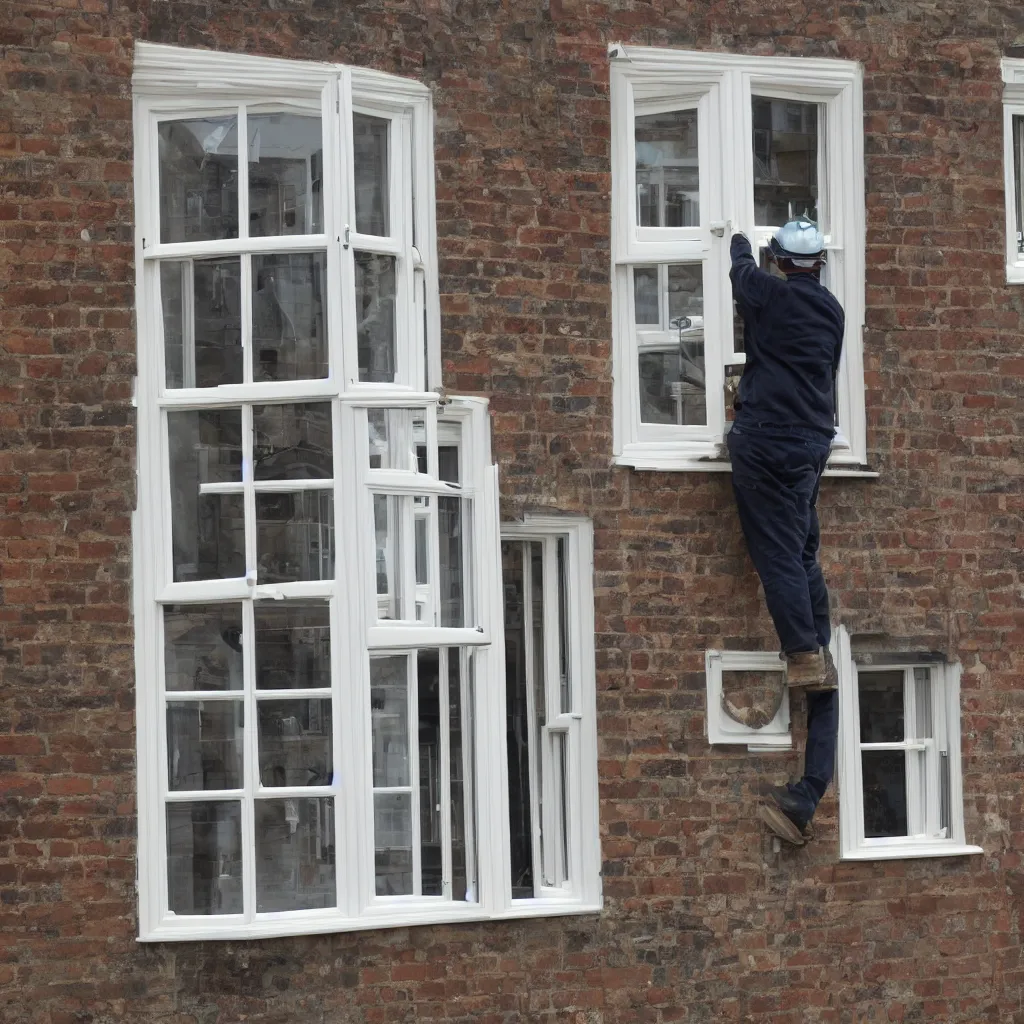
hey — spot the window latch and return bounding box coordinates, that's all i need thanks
[710,220,731,238]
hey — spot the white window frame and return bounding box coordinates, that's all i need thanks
[132,43,599,941]
[704,649,792,752]
[834,629,982,861]
[610,44,868,475]
[1001,59,1024,283]
[500,516,602,914]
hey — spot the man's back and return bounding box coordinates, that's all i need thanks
[730,234,845,436]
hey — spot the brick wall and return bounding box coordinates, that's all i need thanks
[2,0,1023,1021]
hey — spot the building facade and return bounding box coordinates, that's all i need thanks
[2,0,1024,1020]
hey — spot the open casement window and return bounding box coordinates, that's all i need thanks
[834,633,981,861]
[500,518,601,911]
[1001,59,1024,283]
[610,45,867,473]
[133,44,599,941]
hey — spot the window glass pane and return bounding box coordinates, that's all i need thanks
[168,408,242,484]
[162,258,243,390]
[371,655,409,787]
[1014,115,1024,254]
[159,116,239,243]
[557,536,571,715]
[248,113,323,237]
[635,109,699,227]
[530,542,549,885]
[355,252,397,382]
[372,492,470,626]
[502,540,534,898]
[373,494,403,620]
[374,793,412,895]
[633,266,660,325]
[253,402,333,481]
[448,652,473,902]
[638,263,705,426]
[367,408,426,472]
[164,604,243,692]
[169,409,244,583]
[256,490,334,583]
[354,114,390,236]
[258,699,333,787]
[254,602,331,691]
[418,650,442,896]
[252,253,328,382]
[415,513,429,588]
[858,670,904,743]
[913,667,933,740]
[254,797,336,911]
[167,701,244,791]
[173,493,246,583]
[167,801,242,915]
[556,729,569,885]
[862,750,908,838]
[439,495,466,628]
[752,97,820,226]
[438,443,460,484]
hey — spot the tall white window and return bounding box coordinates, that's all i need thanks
[133,43,600,941]
[609,46,867,472]
[834,630,981,861]
[1001,59,1024,283]
[501,518,601,908]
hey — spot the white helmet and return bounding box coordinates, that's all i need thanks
[769,218,826,268]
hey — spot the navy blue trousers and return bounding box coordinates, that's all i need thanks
[727,423,838,819]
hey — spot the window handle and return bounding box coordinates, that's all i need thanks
[711,219,731,238]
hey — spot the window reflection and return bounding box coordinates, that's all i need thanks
[354,114,389,236]
[252,253,328,382]
[159,116,239,243]
[162,258,243,389]
[635,109,699,228]
[752,97,820,225]
[248,113,323,237]
[254,798,336,911]
[355,252,397,383]
[635,263,706,426]
[167,801,243,915]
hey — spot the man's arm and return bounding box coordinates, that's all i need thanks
[729,232,784,312]
[829,295,846,379]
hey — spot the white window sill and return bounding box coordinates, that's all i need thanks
[1006,262,1024,285]
[614,447,878,478]
[840,843,983,862]
[139,899,603,943]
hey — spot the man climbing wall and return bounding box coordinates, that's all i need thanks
[727,219,844,847]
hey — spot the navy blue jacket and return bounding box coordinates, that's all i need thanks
[729,233,845,437]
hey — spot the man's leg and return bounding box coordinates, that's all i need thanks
[783,689,839,813]
[802,467,831,651]
[761,691,839,843]
[727,429,819,655]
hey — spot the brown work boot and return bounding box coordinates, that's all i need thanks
[784,649,825,688]
[758,785,813,846]
[812,649,839,692]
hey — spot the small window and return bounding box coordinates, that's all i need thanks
[610,46,867,472]
[1001,59,1024,281]
[500,517,601,908]
[835,634,981,860]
